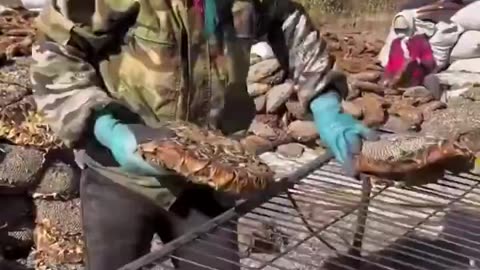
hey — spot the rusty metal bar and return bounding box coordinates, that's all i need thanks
[118,152,334,270]
[118,145,480,270]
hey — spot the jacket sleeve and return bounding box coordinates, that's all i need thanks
[30,0,137,147]
[258,0,349,113]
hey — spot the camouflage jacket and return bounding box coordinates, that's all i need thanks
[30,0,348,148]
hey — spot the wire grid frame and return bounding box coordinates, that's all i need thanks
[119,149,480,270]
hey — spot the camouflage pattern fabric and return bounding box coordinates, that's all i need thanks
[30,0,347,203]
[30,0,346,147]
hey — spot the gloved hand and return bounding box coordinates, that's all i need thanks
[310,92,379,174]
[93,113,171,176]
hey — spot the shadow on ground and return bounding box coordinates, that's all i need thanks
[325,208,480,270]
[0,259,32,270]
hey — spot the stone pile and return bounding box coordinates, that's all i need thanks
[244,31,452,151]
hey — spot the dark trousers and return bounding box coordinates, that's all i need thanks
[80,168,240,270]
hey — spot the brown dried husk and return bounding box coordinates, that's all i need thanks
[0,97,63,150]
[137,121,275,195]
[33,199,84,268]
[354,134,475,183]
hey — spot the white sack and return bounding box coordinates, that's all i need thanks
[21,0,46,11]
[451,1,480,31]
[250,42,274,60]
[429,21,465,69]
[448,58,480,73]
[450,31,480,62]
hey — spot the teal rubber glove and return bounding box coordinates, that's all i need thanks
[93,114,160,176]
[310,92,378,174]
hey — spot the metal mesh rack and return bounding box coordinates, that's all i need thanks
[119,149,480,270]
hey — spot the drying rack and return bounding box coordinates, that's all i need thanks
[118,147,480,270]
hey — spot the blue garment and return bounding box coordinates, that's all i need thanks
[310,92,378,174]
[93,114,160,176]
[204,0,218,37]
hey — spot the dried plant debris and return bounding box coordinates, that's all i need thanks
[0,144,45,192]
[0,7,37,61]
[137,121,275,195]
[33,199,84,268]
[31,162,80,200]
[0,95,63,150]
[421,100,480,139]
[355,134,474,183]
[0,196,34,253]
[323,31,384,74]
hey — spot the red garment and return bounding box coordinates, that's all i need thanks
[193,0,204,27]
[383,34,436,87]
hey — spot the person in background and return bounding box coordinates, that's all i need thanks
[381,17,442,98]
[30,0,376,269]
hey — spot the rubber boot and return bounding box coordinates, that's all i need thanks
[80,168,160,270]
[163,186,241,270]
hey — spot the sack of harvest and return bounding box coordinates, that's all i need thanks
[137,121,276,195]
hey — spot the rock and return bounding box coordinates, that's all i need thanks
[247,83,271,97]
[34,198,84,267]
[32,162,80,199]
[285,100,306,120]
[253,95,266,113]
[418,101,447,119]
[287,120,318,143]
[0,196,34,254]
[383,95,404,107]
[0,144,45,193]
[435,71,480,88]
[277,143,305,158]
[240,135,273,154]
[402,86,434,99]
[254,114,280,128]
[266,82,294,113]
[384,88,402,95]
[460,87,480,101]
[402,86,434,104]
[353,93,386,127]
[341,101,362,119]
[350,71,381,83]
[247,58,284,85]
[458,129,480,153]
[382,115,416,133]
[388,102,424,127]
[421,100,480,138]
[351,80,384,95]
[346,82,361,100]
[279,112,289,129]
[248,119,277,140]
[441,86,470,102]
[415,96,435,105]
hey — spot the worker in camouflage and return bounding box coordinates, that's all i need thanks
[30,0,376,269]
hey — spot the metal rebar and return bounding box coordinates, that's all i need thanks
[118,152,334,270]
